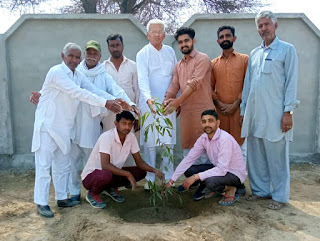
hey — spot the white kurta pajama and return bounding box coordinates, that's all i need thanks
[136,43,177,182]
[32,62,115,206]
[68,60,135,195]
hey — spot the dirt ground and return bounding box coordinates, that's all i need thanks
[1,163,320,241]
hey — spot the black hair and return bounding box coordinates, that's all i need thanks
[116,110,135,122]
[201,109,218,120]
[174,27,195,40]
[106,34,124,45]
[217,26,235,38]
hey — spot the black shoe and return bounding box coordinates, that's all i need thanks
[37,205,54,218]
[193,185,206,201]
[57,198,78,207]
[236,185,246,196]
[70,194,81,204]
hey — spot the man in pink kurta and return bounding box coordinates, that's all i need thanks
[164,27,215,154]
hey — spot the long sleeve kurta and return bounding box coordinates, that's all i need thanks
[136,43,177,147]
[211,51,248,145]
[240,37,299,142]
[171,128,247,183]
[166,50,215,149]
[102,56,139,132]
[31,62,115,155]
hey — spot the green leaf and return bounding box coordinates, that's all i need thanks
[156,192,162,200]
[165,118,173,128]
[164,166,168,172]
[166,129,172,137]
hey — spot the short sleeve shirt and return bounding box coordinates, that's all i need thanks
[81,128,140,180]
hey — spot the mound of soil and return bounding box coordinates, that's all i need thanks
[122,206,191,224]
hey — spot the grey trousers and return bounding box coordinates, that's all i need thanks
[247,136,290,203]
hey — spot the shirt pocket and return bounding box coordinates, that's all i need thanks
[262,59,272,74]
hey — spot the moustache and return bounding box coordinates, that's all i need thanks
[86,57,98,61]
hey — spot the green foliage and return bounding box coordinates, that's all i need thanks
[139,97,182,207]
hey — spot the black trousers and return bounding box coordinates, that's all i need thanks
[184,164,243,192]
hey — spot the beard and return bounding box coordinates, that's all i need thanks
[181,45,193,55]
[220,40,233,50]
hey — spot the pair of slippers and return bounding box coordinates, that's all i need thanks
[246,194,285,210]
[205,191,239,206]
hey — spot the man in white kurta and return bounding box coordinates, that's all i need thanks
[136,19,177,188]
[31,42,123,218]
[69,40,136,199]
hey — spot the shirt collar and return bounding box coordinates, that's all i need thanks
[113,127,129,144]
[204,127,221,141]
[182,49,197,61]
[106,55,128,64]
[61,61,73,74]
[219,49,236,59]
[260,36,279,50]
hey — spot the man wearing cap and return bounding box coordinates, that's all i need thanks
[30,41,136,217]
[31,42,131,218]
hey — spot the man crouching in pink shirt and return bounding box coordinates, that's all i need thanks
[165,109,247,206]
[81,111,164,208]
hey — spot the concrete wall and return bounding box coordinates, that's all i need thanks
[1,13,320,171]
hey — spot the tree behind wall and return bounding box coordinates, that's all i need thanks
[3,0,265,31]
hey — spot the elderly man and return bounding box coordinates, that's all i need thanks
[240,11,299,210]
[165,110,247,205]
[31,42,130,218]
[31,40,136,207]
[136,19,177,189]
[163,27,215,198]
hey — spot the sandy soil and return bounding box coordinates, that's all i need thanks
[1,163,320,241]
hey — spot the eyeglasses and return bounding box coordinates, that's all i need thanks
[149,30,164,35]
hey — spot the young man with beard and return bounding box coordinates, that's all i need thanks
[163,27,215,200]
[81,111,164,208]
[211,26,248,150]
[165,110,247,206]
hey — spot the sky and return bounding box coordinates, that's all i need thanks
[0,0,320,34]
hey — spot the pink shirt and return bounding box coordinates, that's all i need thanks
[171,128,247,183]
[81,128,140,180]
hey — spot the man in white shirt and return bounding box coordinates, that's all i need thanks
[136,19,177,189]
[103,34,139,133]
[30,41,136,209]
[31,42,130,218]
[82,111,164,209]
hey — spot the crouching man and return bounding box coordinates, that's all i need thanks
[165,110,247,206]
[81,111,164,208]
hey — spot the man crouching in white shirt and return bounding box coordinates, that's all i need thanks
[81,111,165,209]
[31,42,130,218]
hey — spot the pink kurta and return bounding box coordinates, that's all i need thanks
[166,50,215,149]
